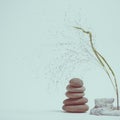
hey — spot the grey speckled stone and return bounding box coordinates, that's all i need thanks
[90,98,120,116]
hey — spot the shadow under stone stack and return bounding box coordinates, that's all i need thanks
[62,78,89,113]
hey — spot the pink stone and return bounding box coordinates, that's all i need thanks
[65,92,85,98]
[63,97,88,105]
[62,104,89,113]
[66,85,85,93]
[69,78,83,87]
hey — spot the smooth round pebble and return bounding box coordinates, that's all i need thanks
[66,85,85,93]
[62,104,89,113]
[66,92,85,98]
[69,78,83,87]
[63,97,88,105]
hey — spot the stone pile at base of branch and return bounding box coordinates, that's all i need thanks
[90,98,120,116]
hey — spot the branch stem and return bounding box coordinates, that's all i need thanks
[74,26,119,110]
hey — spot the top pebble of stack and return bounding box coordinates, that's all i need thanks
[69,78,83,87]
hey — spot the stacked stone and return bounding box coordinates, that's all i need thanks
[62,78,89,113]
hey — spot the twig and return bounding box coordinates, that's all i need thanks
[74,26,119,110]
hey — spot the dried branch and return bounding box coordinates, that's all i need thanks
[74,26,119,110]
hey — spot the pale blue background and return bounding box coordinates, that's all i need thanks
[0,0,120,119]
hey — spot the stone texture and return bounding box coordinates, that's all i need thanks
[90,98,120,116]
[66,85,85,92]
[62,78,89,113]
[65,92,85,98]
[63,97,88,105]
[62,104,89,113]
[69,78,83,87]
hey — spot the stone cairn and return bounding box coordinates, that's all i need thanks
[62,78,89,113]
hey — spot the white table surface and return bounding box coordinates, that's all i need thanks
[0,109,120,120]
